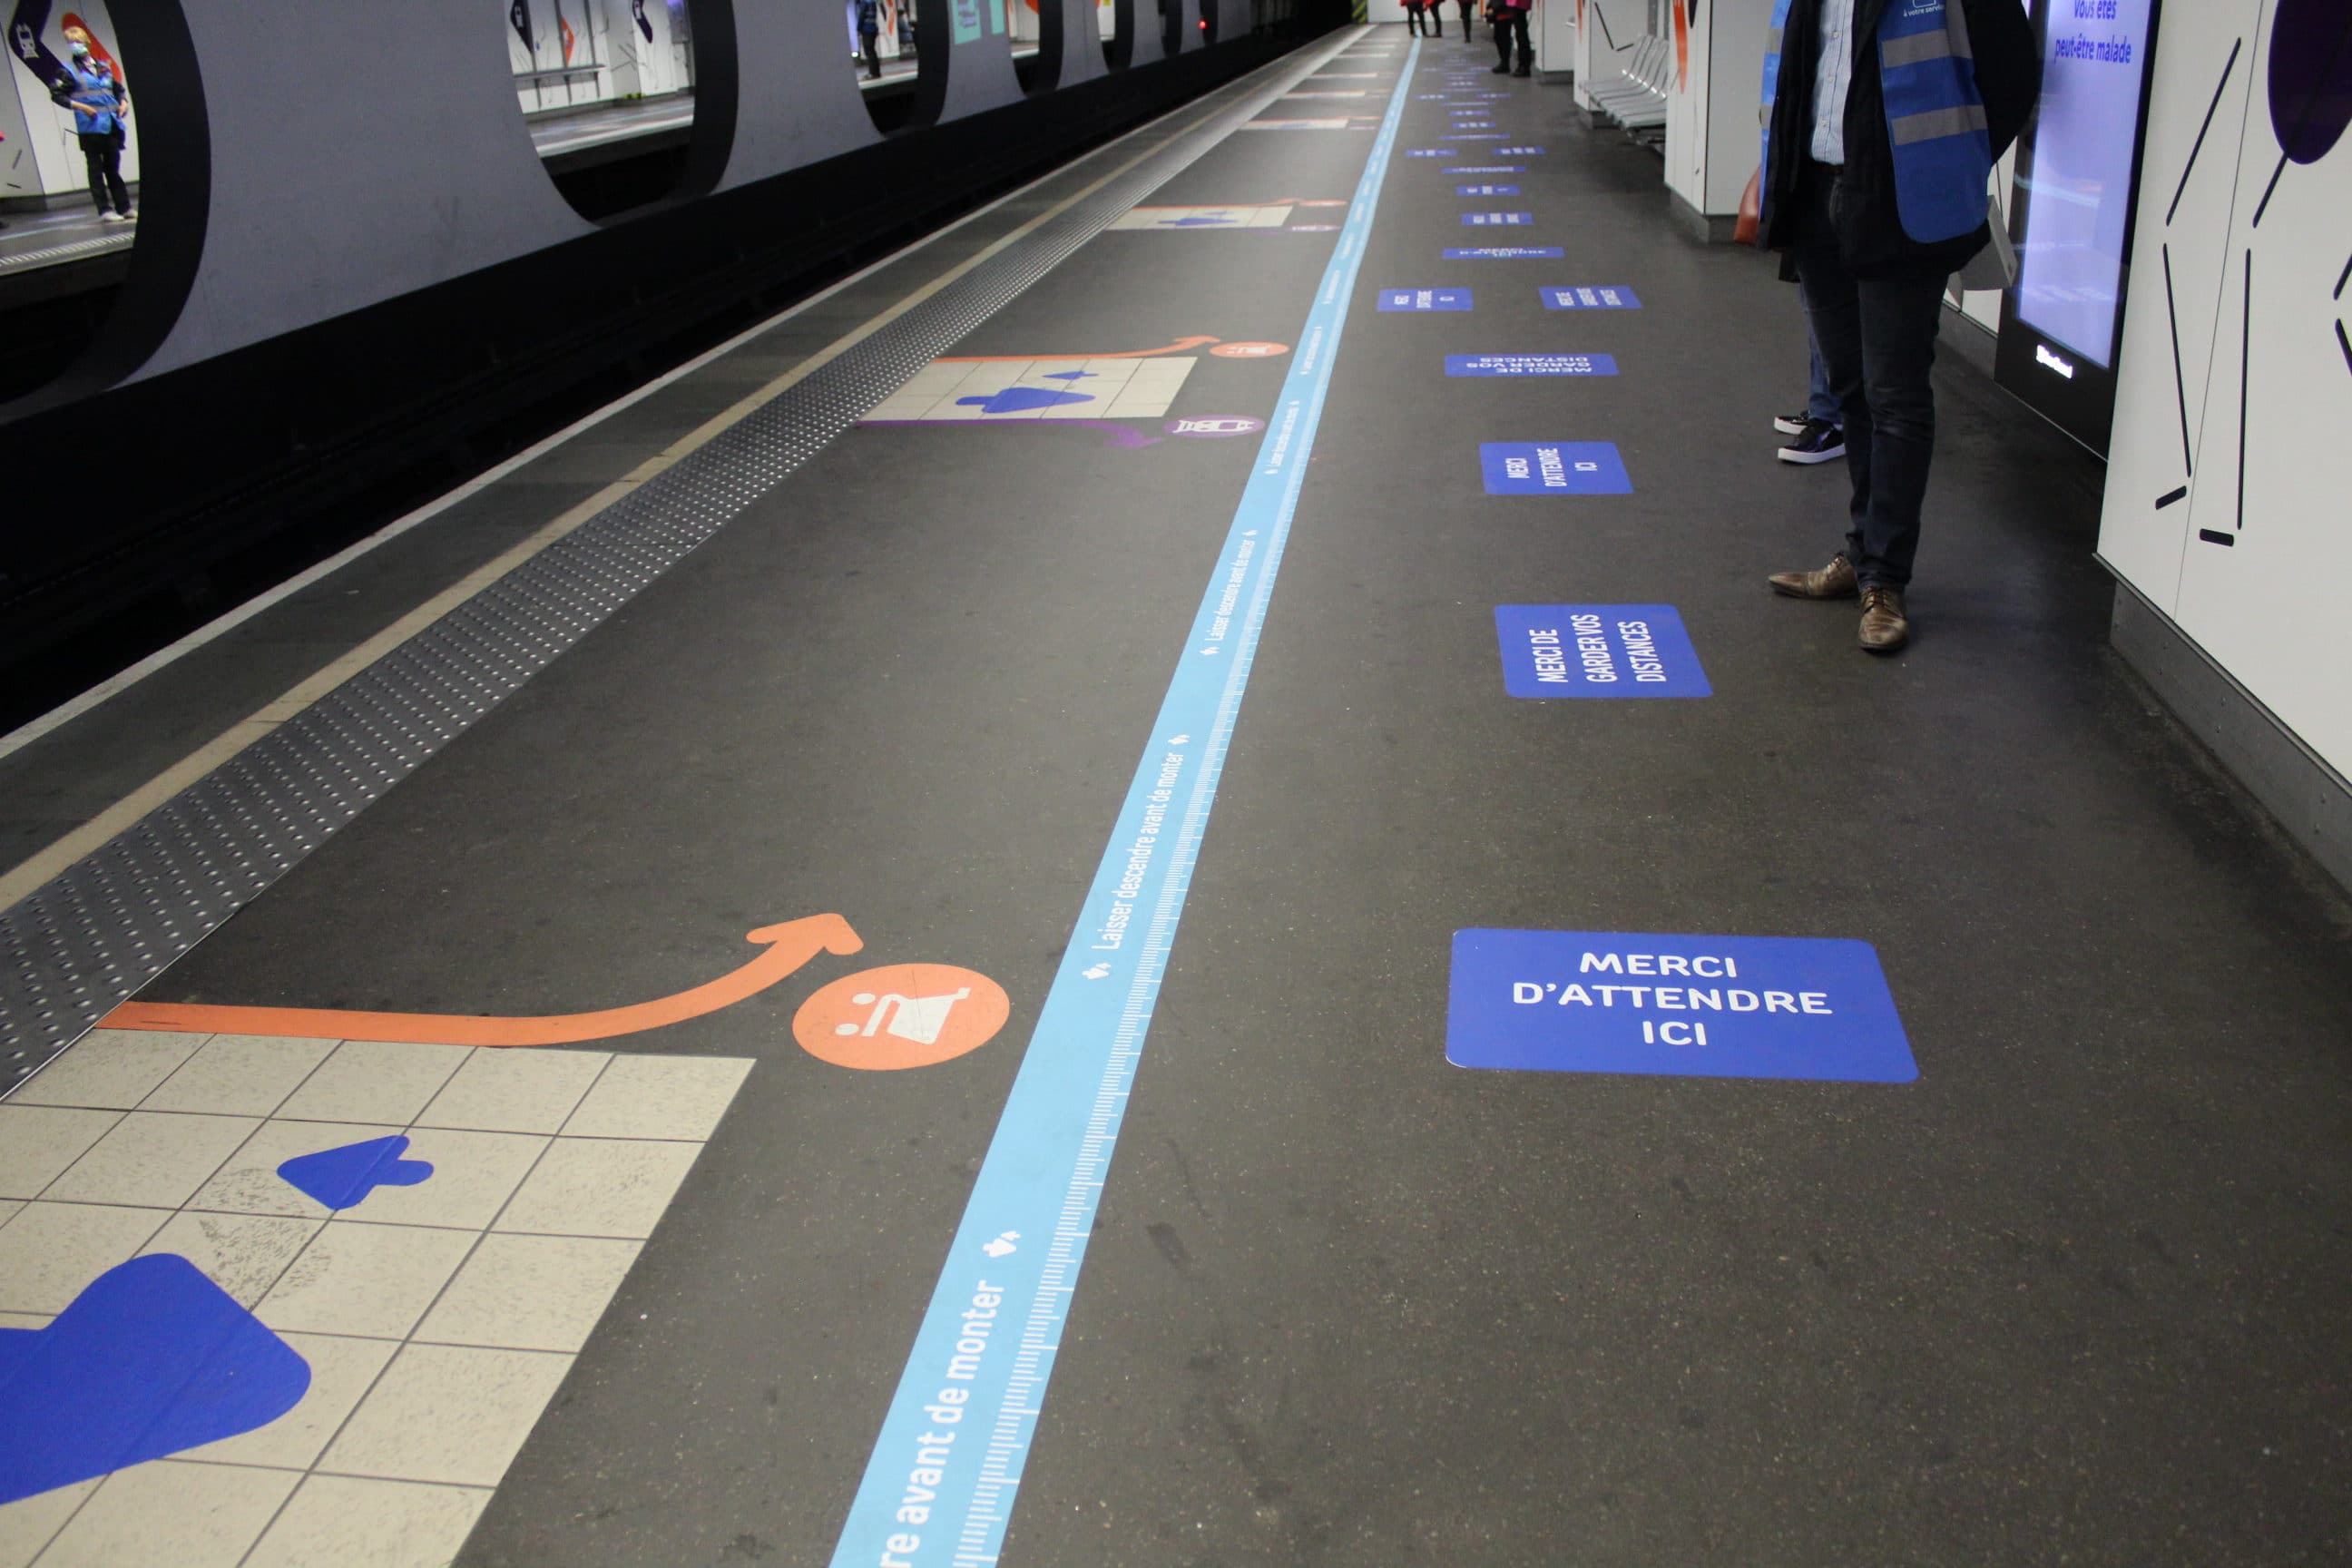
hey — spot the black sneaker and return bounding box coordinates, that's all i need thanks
[1491,61,1510,73]
[1778,420,1846,466]
[1772,410,1810,436]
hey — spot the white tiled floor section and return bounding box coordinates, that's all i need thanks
[0,1030,752,1568]
[1106,203,1295,229]
[859,356,1199,421]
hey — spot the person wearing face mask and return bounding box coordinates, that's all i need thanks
[62,37,133,223]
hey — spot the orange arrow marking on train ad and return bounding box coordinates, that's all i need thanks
[103,914,867,1046]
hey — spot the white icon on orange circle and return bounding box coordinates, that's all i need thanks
[794,965,1010,1070]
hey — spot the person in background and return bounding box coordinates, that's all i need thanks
[62,38,132,224]
[1455,0,1476,42]
[1775,292,1847,465]
[857,0,883,78]
[1489,0,1532,76]
[1758,0,2037,652]
[1404,0,1431,37]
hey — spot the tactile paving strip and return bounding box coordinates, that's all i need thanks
[0,31,1365,1093]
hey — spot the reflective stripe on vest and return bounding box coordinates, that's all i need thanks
[1877,0,1993,242]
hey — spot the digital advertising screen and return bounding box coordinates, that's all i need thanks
[2014,0,2160,369]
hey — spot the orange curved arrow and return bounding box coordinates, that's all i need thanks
[936,336,1221,362]
[101,914,864,1046]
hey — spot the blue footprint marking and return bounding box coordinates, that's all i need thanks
[0,1256,310,1504]
[956,387,1097,415]
[277,1134,435,1210]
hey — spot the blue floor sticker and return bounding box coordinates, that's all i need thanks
[1481,441,1632,495]
[1542,285,1642,309]
[829,37,1426,1568]
[1455,183,1520,195]
[1463,211,1534,227]
[1379,288,1472,310]
[1406,148,1458,157]
[1495,144,1546,154]
[0,1256,311,1505]
[1443,246,1562,259]
[1447,930,1917,1082]
[1447,353,1618,377]
[1493,605,1710,698]
[1445,164,1524,173]
[278,1133,436,1210]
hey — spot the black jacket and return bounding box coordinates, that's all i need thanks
[1761,0,2041,276]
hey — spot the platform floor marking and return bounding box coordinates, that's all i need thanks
[0,1032,750,1563]
[827,36,1423,1568]
[861,358,1197,421]
[1109,204,1295,230]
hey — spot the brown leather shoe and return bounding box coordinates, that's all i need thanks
[1857,585,1909,652]
[1768,552,1858,600]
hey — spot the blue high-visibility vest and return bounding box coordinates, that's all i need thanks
[1762,0,1994,245]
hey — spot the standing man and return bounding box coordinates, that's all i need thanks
[1757,0,2038,652]
[1489,0,1532,76]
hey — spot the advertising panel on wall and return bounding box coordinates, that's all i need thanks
[1994,0,2163,453]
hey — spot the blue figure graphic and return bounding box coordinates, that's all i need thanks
[1043,370,1098,381]
[1166,216,1236,226]
[956,387,1098,415]
[0,1257,311,1504]
[277,1133,435,1210]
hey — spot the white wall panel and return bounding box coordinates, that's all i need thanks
[2100,0,2352,775]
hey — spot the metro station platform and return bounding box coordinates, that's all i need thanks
[3,26,2349,1568]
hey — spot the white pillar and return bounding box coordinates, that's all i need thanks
[1662,0,1772,241]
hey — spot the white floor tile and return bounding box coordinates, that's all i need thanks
[178,1331,399,1470]
[318,1343,573,1487]
[140,1034,338,1117]
[188,1118,406,1220]
[416,1049,609,1134]
[31,1460,295,1568]
[276,1042,472,1125]
[256,1221,477,1339]
[333,1128,546,1230]
[43,1112,259,1210]
[494,1137,700,1240]
[561,1054,751,1141]
[8,1030,205,1111]
[0,1479,95,1568]
[137,1211,323,1307]
[241,1475,487,1568]
[415,1232,642,1353]
[0,1108,120,1201]
[0,1202,168,1314]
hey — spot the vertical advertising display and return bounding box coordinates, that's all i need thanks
[1995,0,2165,452]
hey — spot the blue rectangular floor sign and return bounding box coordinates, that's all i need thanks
[1495,145,1545,154]
[1455,184,1521,196]
[1491,604,1710,698]
[1447,353,1619,377]
[1480,441,1632,495]
[1379,288,1472,311]
[1443,247,1564,260]
[1463,212,1534,227]
[1445,165,1524,174]
[1406,149,1458,157]
[1447,930,1917,1082]
[1542,285,1642,309]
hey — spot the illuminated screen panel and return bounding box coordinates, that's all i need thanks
[2014,0,2160,369]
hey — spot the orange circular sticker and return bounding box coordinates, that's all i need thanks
[793,965,1010,1070]
[1210,341,1290,358]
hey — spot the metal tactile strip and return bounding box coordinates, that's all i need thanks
[0,31,1362,1092]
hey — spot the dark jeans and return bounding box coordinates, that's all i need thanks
[1405,5,1428,34]
[1494,11,1529,68]
[860,29,880,75]
[1788,162,1949,592]
[79,129,130,216]
[1456,0,1474,34]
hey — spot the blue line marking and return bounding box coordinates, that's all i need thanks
[827,37,1421,1568]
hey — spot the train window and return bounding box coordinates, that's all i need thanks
[509,0,702,220]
